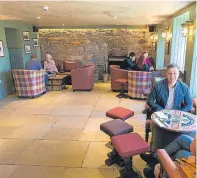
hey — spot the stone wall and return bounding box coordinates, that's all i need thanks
[39,28,153,81]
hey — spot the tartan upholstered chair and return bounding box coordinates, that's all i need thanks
[128,71,153,99]
[12,69,46,98]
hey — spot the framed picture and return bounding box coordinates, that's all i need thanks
[0,40,4,57]
[165,41,170,55]
[32,38,39,47]
[152,42,156,51]
[23,31,30,41]
[24,45,31,54]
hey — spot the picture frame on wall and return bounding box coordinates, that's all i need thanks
[32,38,39,47]
[165,41,170,55]
[0,40,4,57]
[24,45,31,54]
[152,42,156,51]
[23,31,30,41]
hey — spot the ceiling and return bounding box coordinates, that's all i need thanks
[0,1,193,27]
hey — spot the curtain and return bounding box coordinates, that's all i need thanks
[170,11,190,72]
[189,32,197,98]
[156,31,165,68]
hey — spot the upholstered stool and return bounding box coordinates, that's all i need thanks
[100,119,133,137]
[111,133,150,177]
[106,107,134,121]
[115,79,128,98]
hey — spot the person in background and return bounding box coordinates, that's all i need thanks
[25,54,42,70]
[120,52,136,70]
[44,53,58,74]
[135,55,150,71]
[143,51,154,71]
[25,54,48,87]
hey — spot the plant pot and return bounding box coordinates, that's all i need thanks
[103,74,109,82]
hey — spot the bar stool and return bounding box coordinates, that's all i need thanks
[115,79,128,98]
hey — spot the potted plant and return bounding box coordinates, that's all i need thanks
[102,57,109,82]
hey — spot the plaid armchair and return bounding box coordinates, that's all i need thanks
[12,69,46,98]
[128,71,152,99]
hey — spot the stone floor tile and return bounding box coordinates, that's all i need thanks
[0,165,18,178]
[10,166,65,178]
[15,140,89,167]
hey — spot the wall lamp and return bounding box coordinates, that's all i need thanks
[150,32,158,42]
[181,21,194,37]
[161,29,172,41]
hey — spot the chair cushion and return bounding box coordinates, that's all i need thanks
[106,107,134,121]
[111,133,150,158]
[100,119,133,137]
[115,79,128,84]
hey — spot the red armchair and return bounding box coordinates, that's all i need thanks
[110,65,128,91]
[71,64,95,91]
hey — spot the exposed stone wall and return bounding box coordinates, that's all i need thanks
[39,28,153,81]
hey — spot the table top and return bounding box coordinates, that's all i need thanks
[151,110,196,133]
[48,75,67,80]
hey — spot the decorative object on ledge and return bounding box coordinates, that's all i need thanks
[150,32,158,42]
[152,42,156,51]
[71,41,81,44]
[165,41,170,55]
[33,38,39,47]
[0,40,5,57]
[181,21,194,37]
[22,31,30,41]
[24,45,31,54]
[161,29,172,41]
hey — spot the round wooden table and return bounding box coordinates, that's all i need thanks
[151,110,196,150]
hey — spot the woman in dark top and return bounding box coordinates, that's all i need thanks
[120,52,136,70]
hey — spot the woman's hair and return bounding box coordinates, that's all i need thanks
[137,55,145,69]
[129,52,136,57]
[45,52,53,60]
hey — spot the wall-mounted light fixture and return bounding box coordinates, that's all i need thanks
[150,32,158,42]
[161,29,172,41]
[181,21,193,37]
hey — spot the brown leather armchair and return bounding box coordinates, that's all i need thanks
[71,64,95,91]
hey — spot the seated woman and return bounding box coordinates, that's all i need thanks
[143,51,154,71]
[120,52,136,70]
[134,55,150,71]
[142,134,196,178]
[44,53,58,74]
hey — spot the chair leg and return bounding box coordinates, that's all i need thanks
[145,128,150,142]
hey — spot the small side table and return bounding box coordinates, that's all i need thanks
[48,75,67,91]
[115,79,128,98]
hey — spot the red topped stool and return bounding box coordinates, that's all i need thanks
[106,107,134,121]
[110,133,150,177]
[115,79,128,98]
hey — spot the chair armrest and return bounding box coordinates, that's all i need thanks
[157,149,182,178]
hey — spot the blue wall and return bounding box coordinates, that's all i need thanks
[0,20,41,98]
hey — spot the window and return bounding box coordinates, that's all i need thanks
[170,11,190,72]
[156,31,165,68]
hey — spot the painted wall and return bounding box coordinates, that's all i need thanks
[0,20,41,98]
[155,2,196,86]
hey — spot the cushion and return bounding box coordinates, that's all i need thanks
[111,133,150,158]
[100,119,133,137]
[63,61,77,71]
[106,107,134,121]
[115,79,128,84]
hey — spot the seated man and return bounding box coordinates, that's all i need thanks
[143,134,196,178]
[25,54,48,87]
[25,54,42,70]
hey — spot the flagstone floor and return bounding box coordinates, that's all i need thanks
[0,83,149,178]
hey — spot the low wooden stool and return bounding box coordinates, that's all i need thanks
[115,79,128,98]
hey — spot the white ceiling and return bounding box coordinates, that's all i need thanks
[0,1,193,27]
